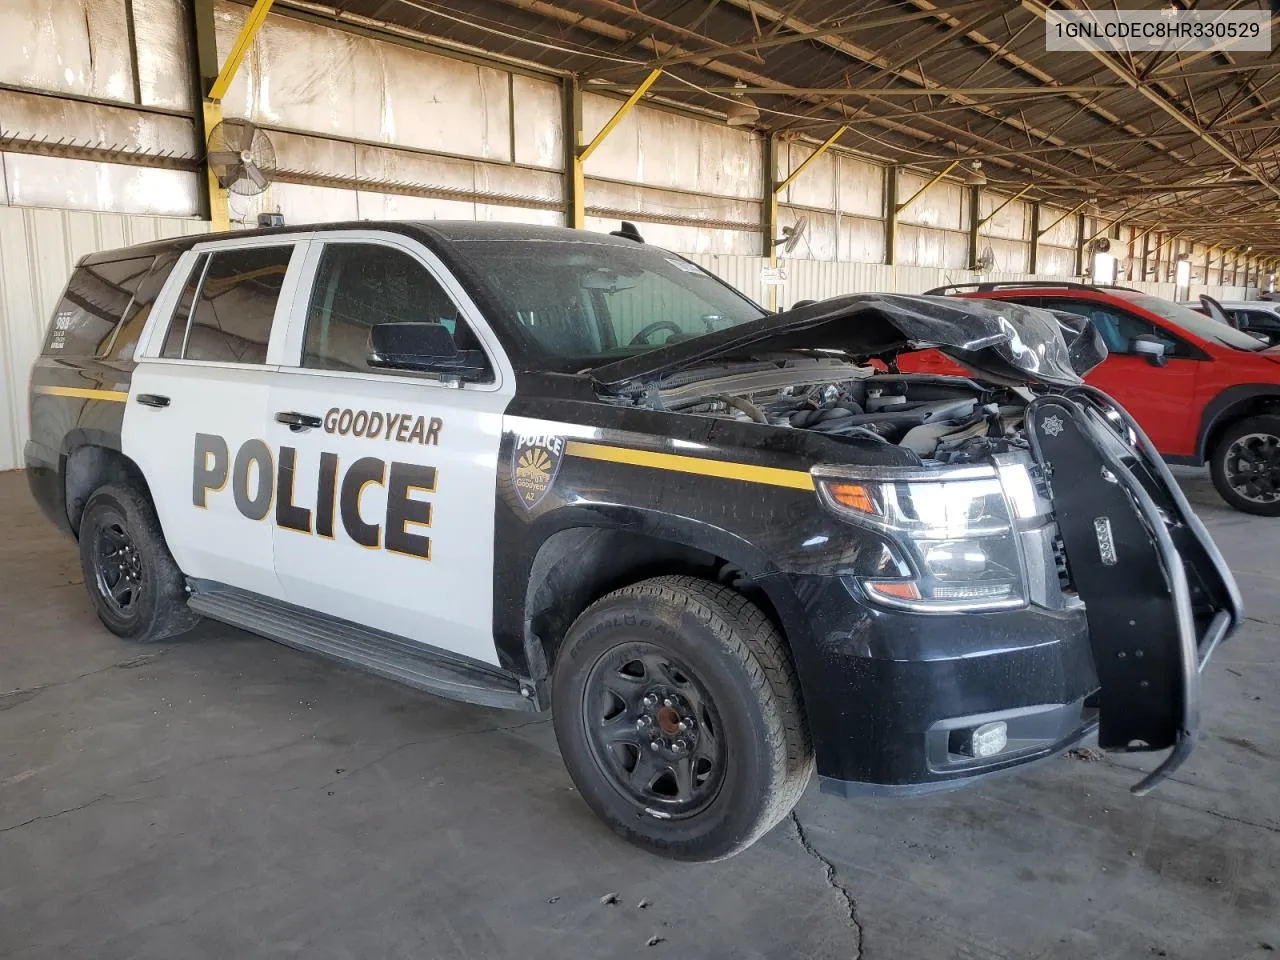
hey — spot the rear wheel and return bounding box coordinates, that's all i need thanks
[1210,416,1280,516]
[78,484,200,642]
[552,576,813,861]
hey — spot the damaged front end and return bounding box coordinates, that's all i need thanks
[593,293,1242,793]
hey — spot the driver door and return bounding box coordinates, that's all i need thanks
[1039,298,1201,456]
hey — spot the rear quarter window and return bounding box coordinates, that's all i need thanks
[44,257,156,358]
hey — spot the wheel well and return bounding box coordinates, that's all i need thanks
[1203,398,1280,461]
[64,445,153,537]
[524,528,785,678]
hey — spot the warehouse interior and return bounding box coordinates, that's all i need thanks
[3,1,1280,957]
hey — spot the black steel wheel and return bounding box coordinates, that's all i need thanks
[552,576,813,862]
[583,643,726,820]
[1211,416,1280,516]
[78,484,201,642]
[92,519,145,616]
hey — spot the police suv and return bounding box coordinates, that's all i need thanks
[27,222,1241,861]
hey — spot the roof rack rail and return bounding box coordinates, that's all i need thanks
[923,280,1142,296]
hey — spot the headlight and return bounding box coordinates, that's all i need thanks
[815,464,1029,612]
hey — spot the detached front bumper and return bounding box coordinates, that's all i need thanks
[777,577,1102,796]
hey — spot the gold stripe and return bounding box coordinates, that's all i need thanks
[565,440,815,491]
[33,385,129,402]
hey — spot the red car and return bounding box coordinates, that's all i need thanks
[902,282,1280,515]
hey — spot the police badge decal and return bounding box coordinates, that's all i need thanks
[512,433,565,510]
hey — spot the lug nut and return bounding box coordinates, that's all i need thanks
[663,698,674,708]
[672,740,687,753]
[635,717,651,729]
[677,721,687,732]
[642,695,656,707]
[649,740,661,751]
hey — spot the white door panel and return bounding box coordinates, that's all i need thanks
[122,363,284,598]
[267,372,509,664]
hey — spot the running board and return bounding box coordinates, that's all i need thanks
[187,582,537,712]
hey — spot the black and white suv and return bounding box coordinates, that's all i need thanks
[27,222,1241,860]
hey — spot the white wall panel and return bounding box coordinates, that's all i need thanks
[1037,244,1076,277]
[837,155,883,219]
[779,142,836,209]
[1,0,134,103]
[1040,206,1078,247]
[840,216,886,264]
[0,206,208,471]
[897,173,966,230]
[980,193,1030,241]
[513,75,564,170]
[581,94,761,200]
[896,224,968,269]
[3,154,199,217]
[0,89,194,156]
[132,0,194,111]
[216,0,513,163]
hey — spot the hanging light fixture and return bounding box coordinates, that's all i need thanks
[725,81,760,127]
[962,160,987,186]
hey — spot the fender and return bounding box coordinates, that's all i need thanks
[506,502,815,686]
[1195,383,1280,460]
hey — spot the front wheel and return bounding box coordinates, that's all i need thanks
[1210,416,1280,516]
[552,576,813,861]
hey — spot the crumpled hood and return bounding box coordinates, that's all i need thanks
[590,293,1107,390]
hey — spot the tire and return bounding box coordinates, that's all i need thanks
[77,483,200,642]
[552,575,813,862]
[1209,415,1280,516]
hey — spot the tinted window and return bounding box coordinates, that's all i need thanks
[456,239,764,369]
[302,243,489,379]
[44,257,154,357]
[160,246,291,363]
[1039,298,1187,358]
[1124,294,1266,352]
[107,252,180,362]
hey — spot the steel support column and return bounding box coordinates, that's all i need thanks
[1075,212,1087,278]
[563,76,583,228]
[967,184,982,271]
[1028,201,1041,274]
[886,165,899,268]
[769,126,847,309]
[762,134,777,259]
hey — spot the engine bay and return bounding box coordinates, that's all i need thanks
[654,358,1030,464]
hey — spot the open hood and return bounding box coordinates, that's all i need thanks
[591,294,1107,391]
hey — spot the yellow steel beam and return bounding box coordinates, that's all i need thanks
[578,68,662,165]
[976,184,1032,228]
[896,159,960,214]
[776,125,849,196]
[202,0,275,231]
[209,0,275,101]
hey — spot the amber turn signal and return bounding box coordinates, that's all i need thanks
[825,482,878,515]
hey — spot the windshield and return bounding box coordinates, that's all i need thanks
[457,239,766,368]
[1126,294,1268,351]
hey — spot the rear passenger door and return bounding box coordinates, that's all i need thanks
[123,236,308,598]
[267,232,515,667]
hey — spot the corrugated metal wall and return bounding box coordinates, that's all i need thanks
[0,207,208,470]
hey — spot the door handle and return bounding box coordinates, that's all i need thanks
[275,411,323,431]
[136,393,170,408]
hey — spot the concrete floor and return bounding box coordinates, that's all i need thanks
[1,468,1277,960]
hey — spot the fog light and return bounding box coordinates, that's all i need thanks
[970,721,1008,758]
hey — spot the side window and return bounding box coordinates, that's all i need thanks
[44,257,155,357]
[1040,299,1179,357]
[301,243,490,380]
[107,252,180,362]
[159,245,292,364]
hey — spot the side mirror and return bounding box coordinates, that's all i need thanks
[368,322,488,382]
[1131,334,1169,367]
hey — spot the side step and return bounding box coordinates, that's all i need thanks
[187,582,537,712]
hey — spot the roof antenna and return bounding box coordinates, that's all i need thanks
[610,221,645,243]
